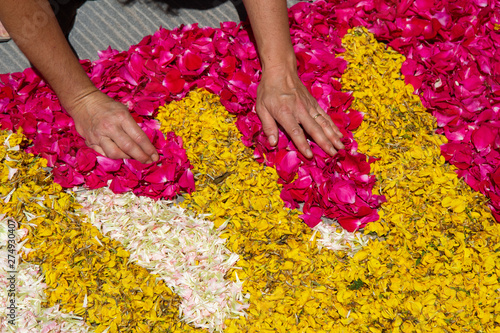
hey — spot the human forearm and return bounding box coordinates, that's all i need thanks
[242,0,344,158]
[242,0,296,72]
[0,0,158,163]
[0,0,97,110]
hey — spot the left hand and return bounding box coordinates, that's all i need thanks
[256,66,345,159]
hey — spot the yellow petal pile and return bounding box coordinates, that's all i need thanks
[1,215,91,332]
[157,89,368,332]
[339,27,500,331]
[0,130,185,333]
[157,25,500,331]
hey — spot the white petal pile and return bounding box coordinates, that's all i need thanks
[313,219,372,255]
[0,216,91,333]
[75,187,248,332]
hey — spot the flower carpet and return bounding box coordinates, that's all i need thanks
[1,0,500,332]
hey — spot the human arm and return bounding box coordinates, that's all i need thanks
[0,0,158,163]
[241,0,344,158]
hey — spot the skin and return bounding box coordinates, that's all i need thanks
[0,0,344,162]
[242,0,344,158]
[0,0,158,164]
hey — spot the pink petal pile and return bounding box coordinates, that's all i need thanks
[323,0,500,219]
[1,0,499,229]
[0,18,383,231]
[0,67,194,199]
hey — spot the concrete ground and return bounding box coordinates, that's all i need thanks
[0,0,302,73]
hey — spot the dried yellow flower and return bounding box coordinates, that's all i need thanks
[0,129,188,333]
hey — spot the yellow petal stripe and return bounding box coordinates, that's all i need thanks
[340,27,500,331]
[157,25,500,331]
[0,130,190,333]
[157,89,368,332]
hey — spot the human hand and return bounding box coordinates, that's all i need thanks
[67,90,159,164]
[256,67,345,159]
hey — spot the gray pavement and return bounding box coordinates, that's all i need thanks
[0,0,302,73]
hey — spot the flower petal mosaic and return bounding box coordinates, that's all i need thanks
[1,0,500,332]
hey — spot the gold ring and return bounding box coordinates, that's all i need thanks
[312,113,322,120]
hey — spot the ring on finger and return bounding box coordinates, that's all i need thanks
[312,113,322,120]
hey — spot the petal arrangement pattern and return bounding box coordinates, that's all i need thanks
[341,27,500,332]
[319,0,500,220]
[0,3,380,230]
[156,76,500,331]
[157,88,374,332]
[1,217,91,332]
[2,0,498,227]
[1,0,500,332]
[0,131,184,332]
[0,115,367,333]
[75,188,249,332]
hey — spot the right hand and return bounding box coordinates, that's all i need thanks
[256,66,345,159]
[68,90,159,164]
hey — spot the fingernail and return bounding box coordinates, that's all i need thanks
[306,148,313,158]
[330,146,337,155]
[269,135,277,145]
[151,153,159,162]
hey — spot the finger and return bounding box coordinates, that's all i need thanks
[121,117,159,162]
[256,105,279,146]
[312,107,345,151]
[86,141,106,156]
[317,108,343,138]
[109,127,154,164]
[99,136,132,161]
[301,112,341,156]
[275,108,313,158]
